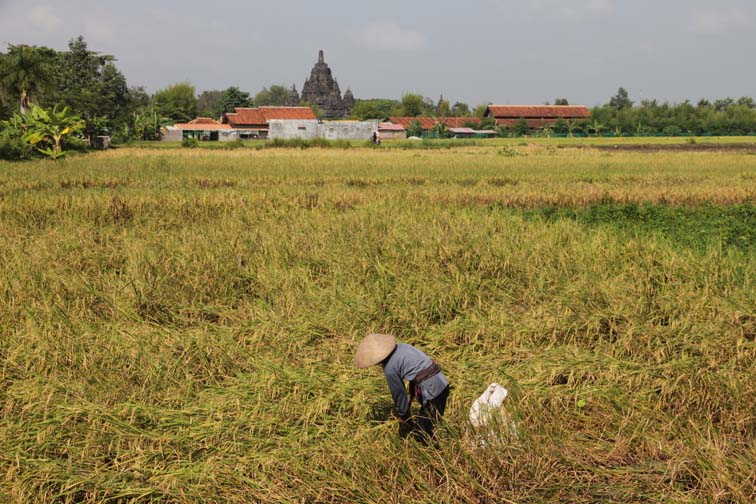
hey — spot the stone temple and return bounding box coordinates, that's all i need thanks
[288,50,353,119]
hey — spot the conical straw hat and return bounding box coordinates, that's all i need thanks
[355,334,397,368]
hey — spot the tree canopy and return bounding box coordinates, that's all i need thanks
[153,82,197,123]
[196,90,224,119]
[221,87,252,113]
[253,85,289,107]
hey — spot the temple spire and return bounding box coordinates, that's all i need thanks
[302,49,349,118]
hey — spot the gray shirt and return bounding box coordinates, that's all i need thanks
[382,343,449,417]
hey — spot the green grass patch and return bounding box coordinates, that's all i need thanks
[525,203,756,252]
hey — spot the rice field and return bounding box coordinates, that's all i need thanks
[1,143,755,503]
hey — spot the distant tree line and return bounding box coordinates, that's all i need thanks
[349,93,475,120]
[585,88,756,137]
[2,37,756,155]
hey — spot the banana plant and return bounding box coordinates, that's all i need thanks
[22,105,84,159]
[588,120,605,137]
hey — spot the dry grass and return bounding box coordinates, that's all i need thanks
[0,145,755,503]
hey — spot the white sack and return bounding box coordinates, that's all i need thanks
[469,382,519,444]
[469,382,509,427]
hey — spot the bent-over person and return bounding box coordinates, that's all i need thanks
[355,334,450,440]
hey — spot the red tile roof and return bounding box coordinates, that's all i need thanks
[259,106,317,121]
[223,107,317,127]
[378,122,406,131]
[224,108,267,127]
[387,117,481,130]
[485,105,590,120]
[173,122,232,131]
[188,117,222,125]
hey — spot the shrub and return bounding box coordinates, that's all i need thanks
[663,125,683,136]
[0,134,32,160]
[309,137,330,149]
[22,105,85,159]
[406,121,424,138]
[223,139,245,150]
[182,137,199,148]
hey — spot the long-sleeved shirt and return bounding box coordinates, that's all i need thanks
[382,343,449,417]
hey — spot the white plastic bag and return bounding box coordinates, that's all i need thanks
[469,382,509,428]
[469,382,519,444]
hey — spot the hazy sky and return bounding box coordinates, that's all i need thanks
[1,0,754,106]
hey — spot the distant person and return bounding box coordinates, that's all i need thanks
[355,334,449,441]
[371,131,381,145]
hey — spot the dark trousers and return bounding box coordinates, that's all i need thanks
[415,385,450,440]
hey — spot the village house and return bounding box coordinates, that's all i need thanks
[222,106,317,139]
[165,117,235,142]
[387,116,482,132]
[377,122,407,140]
[483,105,591,128]
[385,117,496,137]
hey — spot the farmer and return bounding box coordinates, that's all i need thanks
[355,334,450,440]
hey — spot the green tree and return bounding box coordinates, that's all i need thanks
[553,118,568,135]
[154,82,197,122]
[55,36,131,136]
[220,86,252,114]
[400,93,425,117]
[450,102,470,116]
[406,120,423,137]
[554,98,569,105]
[196,90,224,118]
[430,120,450,138]
[253,85,289,106]
[480,117,497,130]
[609,87,633,110]
[57,36,110,116]
[127,86,151,111]
[130,108,172,141]
[514,118,529,137]
[736,96,755,109]
[350,98,399,120]
[97,62,130,125]
[473,104,489,117]
[0,44,58,113]
[713,98,735,112]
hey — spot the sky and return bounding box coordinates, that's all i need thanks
[0,0,754,107]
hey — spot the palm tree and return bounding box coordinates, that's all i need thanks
[0,44,56,114]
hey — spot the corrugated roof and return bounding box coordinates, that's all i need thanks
[485,105,590,119]
[387,117,481,130]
